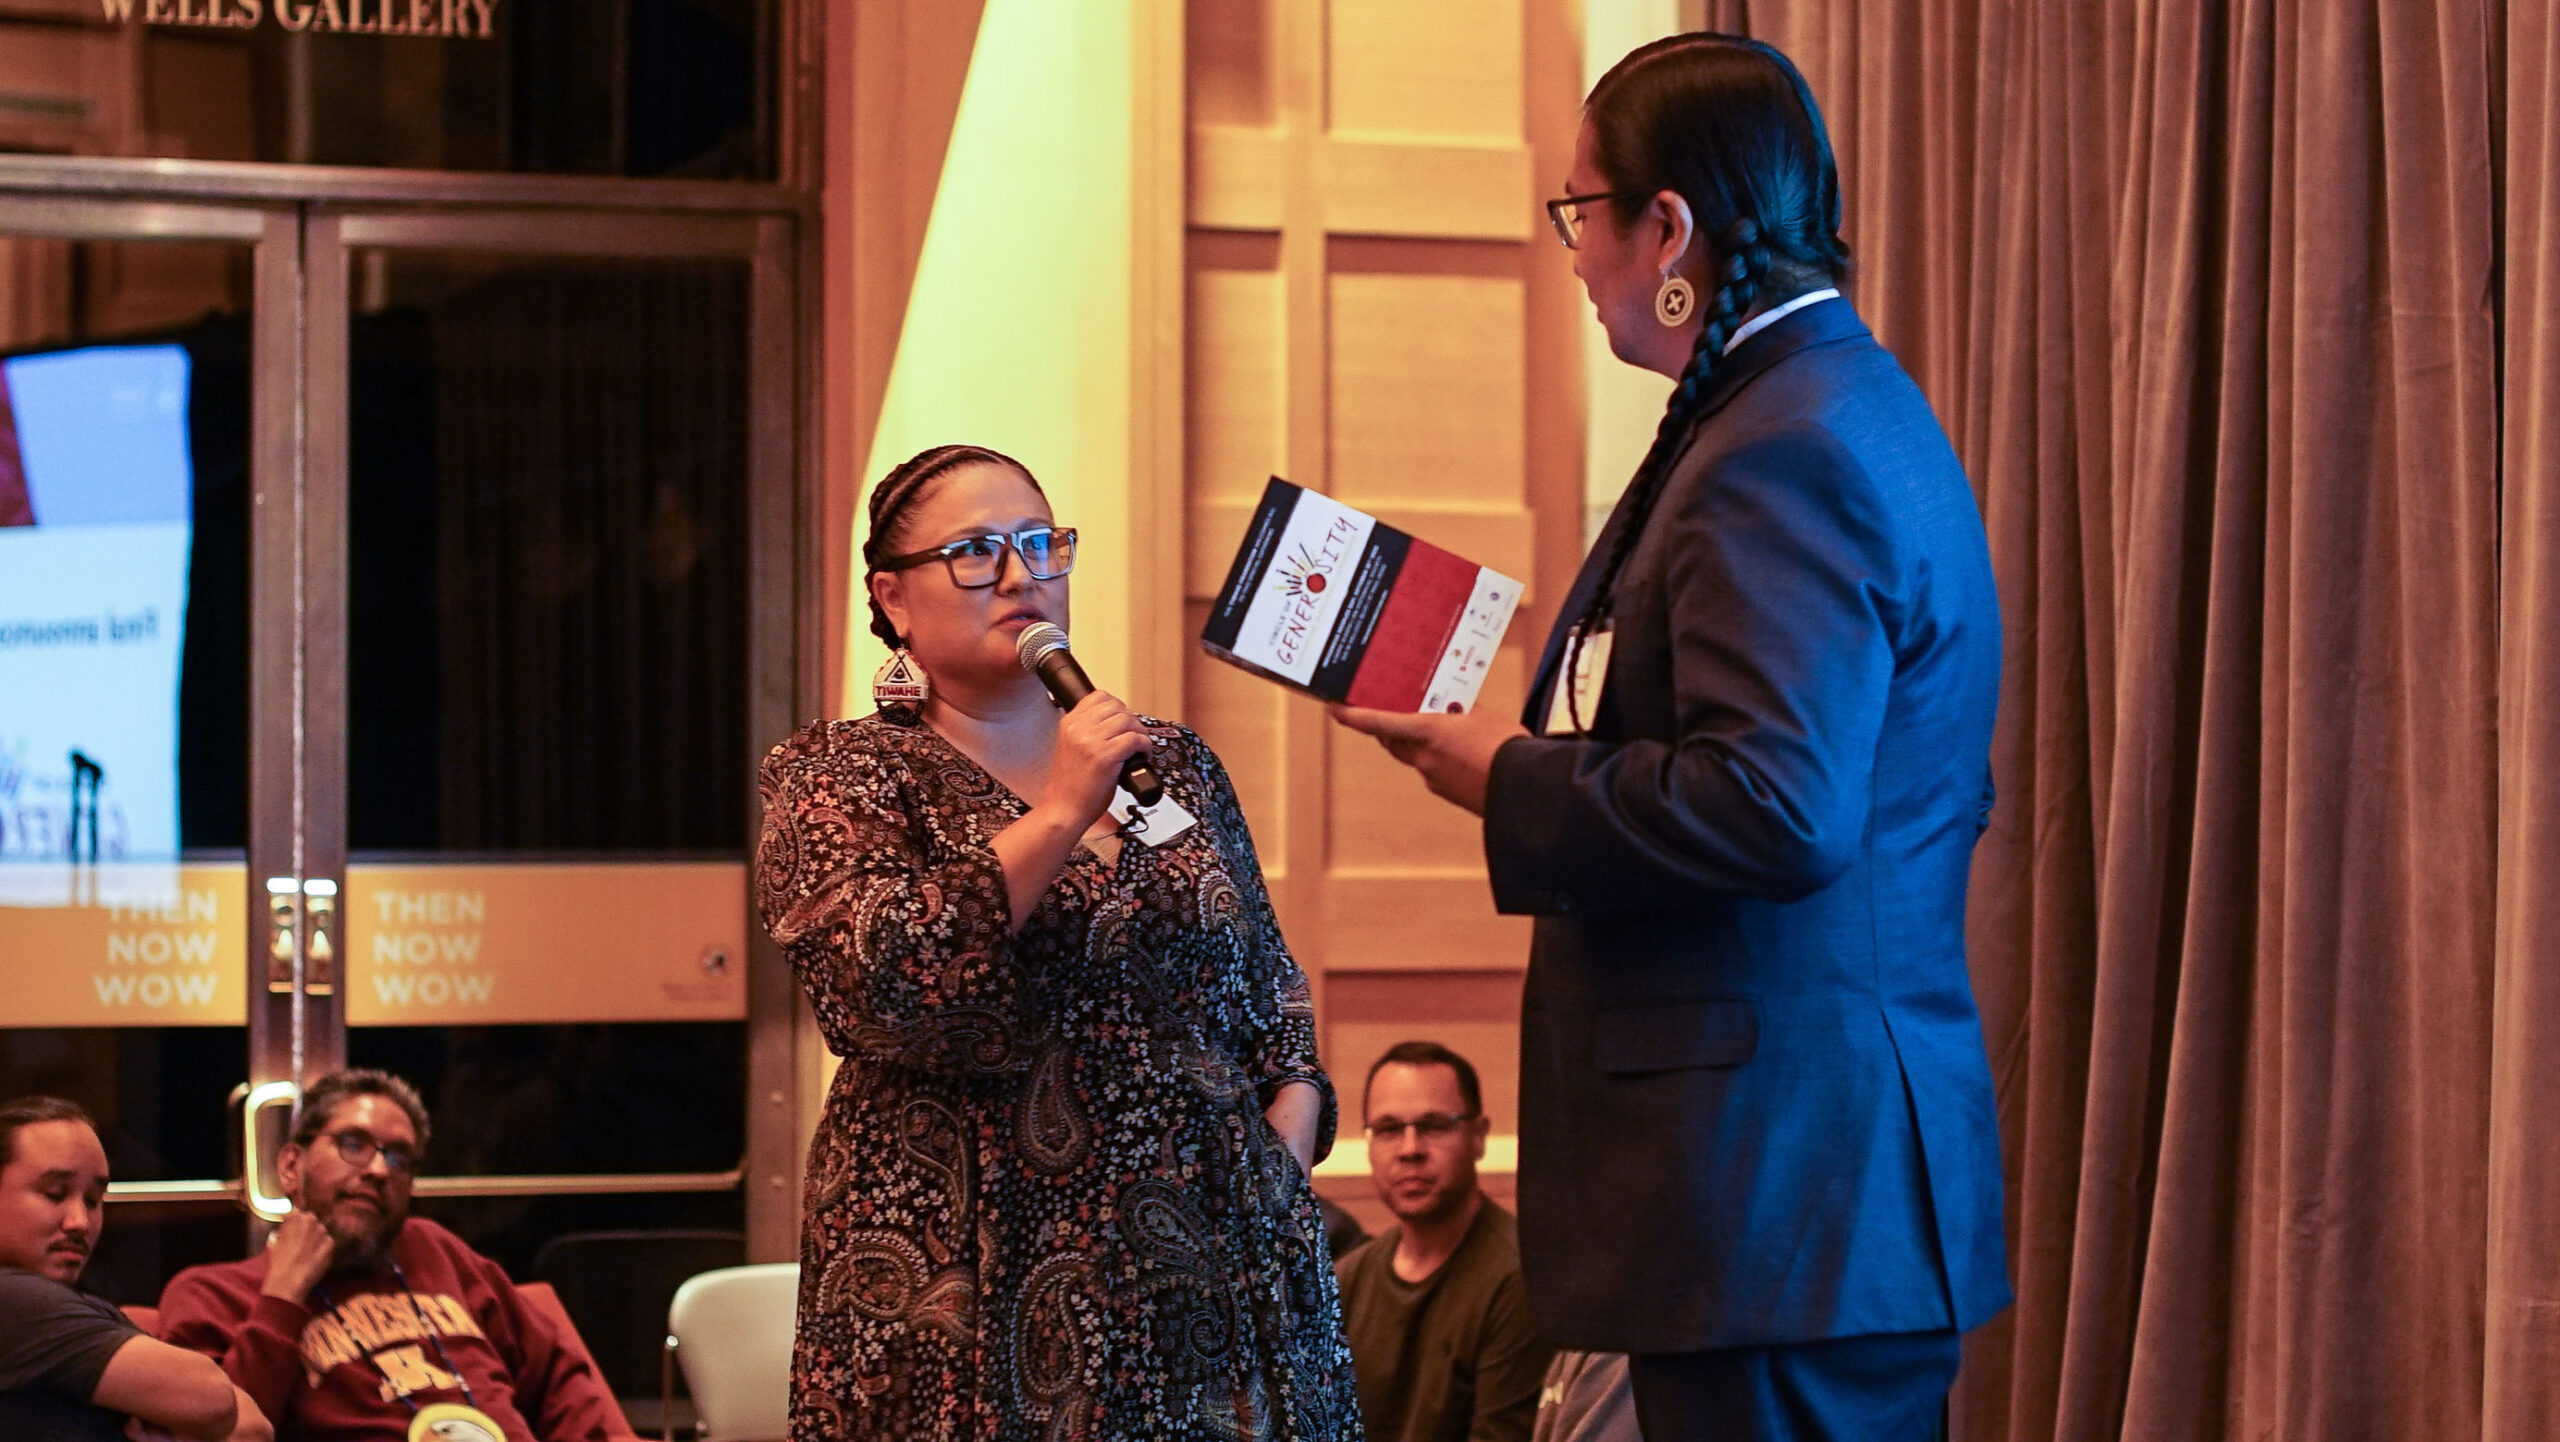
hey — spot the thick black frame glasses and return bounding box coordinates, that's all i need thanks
[1364,1111,1480,1145]
[878,526,1078,588]
[1545,190,1648,249]
[317,1129,417,1176]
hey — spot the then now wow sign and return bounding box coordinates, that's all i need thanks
[98,0,498,38]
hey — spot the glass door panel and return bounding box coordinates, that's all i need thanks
[0,193,804,1337]
[0,219,280,1301]
[323,232,761,1271]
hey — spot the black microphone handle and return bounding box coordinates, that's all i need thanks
[1032,651,1165,807]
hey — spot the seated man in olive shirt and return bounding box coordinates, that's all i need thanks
[1335,1042,1552,1442]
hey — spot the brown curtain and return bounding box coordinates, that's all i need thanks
[1698,2,2544,1437]
[2492,2,2560,1436]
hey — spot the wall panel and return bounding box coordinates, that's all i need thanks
[1327,270,1527,509]
[1188,0,1280,129]
[1326,0,1524,142]
[1187,262,1286,502]
[1182,599,1293,875]
[1184,0,1581,1195]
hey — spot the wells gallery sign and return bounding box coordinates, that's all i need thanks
[99,0,498,36]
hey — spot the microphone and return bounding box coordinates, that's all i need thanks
[1015,622,1164,807]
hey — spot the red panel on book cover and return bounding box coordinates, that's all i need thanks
[1343,540,1478,711]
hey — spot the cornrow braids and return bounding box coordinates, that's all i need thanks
[1562,217,1770,735]
[860,443,1043,650]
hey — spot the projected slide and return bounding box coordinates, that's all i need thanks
[0,343,193,906]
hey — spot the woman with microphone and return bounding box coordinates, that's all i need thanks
[756,444,1359,1440]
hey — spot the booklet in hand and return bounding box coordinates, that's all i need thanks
[1199,477,1521,714]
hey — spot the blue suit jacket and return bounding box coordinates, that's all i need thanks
[1484,298,2012,1352]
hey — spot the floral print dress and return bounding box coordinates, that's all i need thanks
[755,711,1361,1442]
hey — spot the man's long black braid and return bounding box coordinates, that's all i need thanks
[1560,216,1772,735]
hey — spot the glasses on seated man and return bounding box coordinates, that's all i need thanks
[1364,1111,1479,1145]
[313,1128,416,1176]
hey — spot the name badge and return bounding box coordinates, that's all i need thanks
[411,1403,505,1442]
[1113,787,1198,847]
[1541,623,1614,736]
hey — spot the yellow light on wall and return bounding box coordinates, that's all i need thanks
[1581,0,1682,543]
[846,0,1141,716]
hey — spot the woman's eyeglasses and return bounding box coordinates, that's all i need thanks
[878,526,1078,589]
[1544,190,1648,249]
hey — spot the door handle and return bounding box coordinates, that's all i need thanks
[266,876,339,995]
[240,1079,299,1222]
[303,879,337,996]
[265,877,299,994]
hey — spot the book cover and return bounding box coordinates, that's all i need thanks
[1199,478,1521,713]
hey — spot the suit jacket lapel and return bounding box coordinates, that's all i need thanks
[1520,298,1872,731]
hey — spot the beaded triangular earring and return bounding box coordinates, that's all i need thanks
[872,648,929,709]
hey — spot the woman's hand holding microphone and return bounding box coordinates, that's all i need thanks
[990,691,1154,931]
[1038,691,1155,833]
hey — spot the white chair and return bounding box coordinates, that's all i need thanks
[662,1262,797,1442]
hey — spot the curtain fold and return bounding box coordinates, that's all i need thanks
[1729,2,2524,1436]
[2490,0,2560,1436]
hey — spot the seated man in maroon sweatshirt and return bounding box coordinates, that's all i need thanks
[158,1070,620,1442]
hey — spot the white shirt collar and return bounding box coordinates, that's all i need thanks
[1723,288,1841,354]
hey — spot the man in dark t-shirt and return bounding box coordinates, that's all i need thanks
[0,1266,145,1442]
[0,1095,268,1442]
[1335,1043,1552,1442]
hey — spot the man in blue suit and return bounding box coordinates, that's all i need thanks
[1336,33,2010,1441]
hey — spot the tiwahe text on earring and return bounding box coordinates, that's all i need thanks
[873,648,930,709]
[1656,271,1696,327]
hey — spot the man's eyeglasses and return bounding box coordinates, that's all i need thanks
[1544,190,1648,250]
[877,526,1078,589]
[1364,1111,1479,1145]
[317,1129,417,1176]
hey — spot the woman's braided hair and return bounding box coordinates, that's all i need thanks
[861,443,1044,650]
[1561,35,1852,733]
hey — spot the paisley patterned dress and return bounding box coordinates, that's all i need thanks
[755,712,1361,1441]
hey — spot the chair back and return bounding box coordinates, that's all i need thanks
[515,1281,638,1439]
[531,1229,745,1398]
[666,1262,797,1442]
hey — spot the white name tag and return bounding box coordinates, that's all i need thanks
[1540,624,1614,736]
[1113,787,1198,847]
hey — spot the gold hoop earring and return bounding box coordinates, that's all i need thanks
[1655,269,1696,327]
[872,648,929,710]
